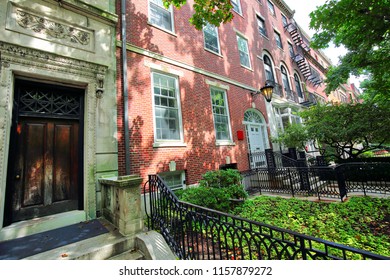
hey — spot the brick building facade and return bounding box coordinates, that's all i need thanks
[117,0,331,188]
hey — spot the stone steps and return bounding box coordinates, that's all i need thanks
[109,250,145,260]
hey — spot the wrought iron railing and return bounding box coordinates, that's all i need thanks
[241,163,390,200]
[285,89,299,103]
[265,80,283,97]
[144,175,389,260]
[248,151,301,169]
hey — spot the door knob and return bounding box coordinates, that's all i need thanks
[15,174,20,179]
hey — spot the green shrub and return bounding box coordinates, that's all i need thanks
[178,186,231,212]
[177,169,248,212]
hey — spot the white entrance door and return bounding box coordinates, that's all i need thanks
[244,110,269,169]
[248,124,267,168]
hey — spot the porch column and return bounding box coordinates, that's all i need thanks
[99,175,143,236]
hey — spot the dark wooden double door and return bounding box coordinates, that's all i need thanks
[4,80,84,226]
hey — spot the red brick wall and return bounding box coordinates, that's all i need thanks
[117,0,329,184]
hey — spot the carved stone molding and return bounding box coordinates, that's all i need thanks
[0,42,106,80]
[6,3,95,52]
[16,9,90,46]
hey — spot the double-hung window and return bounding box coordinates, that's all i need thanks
[263,55,275,82]
[288,42,295,58]
[274,31,283,49]
[281,66,291,91]
[231,0,242,14]
[210,87,232,143]
[257,16,267,37]
[237,35,251,68]
[149,0,174,32]
[267,0,275,16]
[203,23,220,54]
[152,72,182,143]
[294,74,303,98]
[281,14,288,27]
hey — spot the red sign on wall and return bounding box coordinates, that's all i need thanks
[237,130,244,140]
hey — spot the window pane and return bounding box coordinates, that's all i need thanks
[160,172,185,190]
[150,1,173,31]
[237,36,251,68]
[288,43,295,57]
[211,88,231,141]
[257,17,267,37]
[264,56,275,81]
[203,24,220,53]
[295,75,303,97]
[153,73,181,140]
[274,32,282,48]
[282,15,288,27]
[282,70,290,90]
[267,1,275,15]
[231,0,241,14]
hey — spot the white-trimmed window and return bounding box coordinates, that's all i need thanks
[294,74,304,98]
[281,66,291,91]
[203,23,220,54]
[210,87,232,143]
[274,107,301,133]
[231,0,242,14]
[152,72,183,143]
[288,42,295,58]
[274,31,283,48]
[263,55,275,82]
[237,35,251,68]
[267,0,275,16]
[159,171,186,190]
[257,16,267,37]
[149,0,174,32]
[281,14,288,27]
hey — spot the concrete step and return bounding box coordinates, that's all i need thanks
[109,250,145,260]
[23,219,135,260]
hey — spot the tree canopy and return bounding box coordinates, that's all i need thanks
[309,0,390,97]
[272,123,309,151]
[163,0,233,29]
[300,102,390,160]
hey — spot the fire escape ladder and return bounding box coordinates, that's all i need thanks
[293,52,311,80]
[287,20,323,87]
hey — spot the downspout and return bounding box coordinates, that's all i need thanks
[121,0,131,175]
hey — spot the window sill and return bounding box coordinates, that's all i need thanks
[232,9,244,18]
[204,48,223,58]
[260,34,269,41]
[148,22,177,37]
[240,64,254,71]
[153,142,187,148]
[216,141,236,147]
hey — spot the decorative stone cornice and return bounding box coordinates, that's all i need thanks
[273,0,295,18]
[16,9,90,46]
[0,42,107,79]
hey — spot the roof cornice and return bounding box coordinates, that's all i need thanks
[272,0,295,18]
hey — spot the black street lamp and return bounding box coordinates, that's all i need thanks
[252,82,274,102]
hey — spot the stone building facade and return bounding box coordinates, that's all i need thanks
[0,0,118,240]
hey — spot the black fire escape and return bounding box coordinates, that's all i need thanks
[285,20,323,88]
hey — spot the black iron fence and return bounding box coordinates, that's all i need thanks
[248,151,301,169]
[144,175,389,260]
[242,163,390,200]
